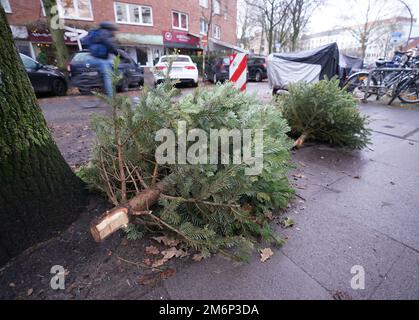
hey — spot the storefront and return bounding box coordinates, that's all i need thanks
[28,29,81,65]
[162,31,202,56]
[116,33,164,68]
[11,25,84,65]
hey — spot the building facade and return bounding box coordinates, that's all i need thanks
[2,0,238,66]
[300,17,419,65]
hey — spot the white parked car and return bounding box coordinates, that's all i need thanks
[153,55,199,87]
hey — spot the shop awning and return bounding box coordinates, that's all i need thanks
[28,29,78,45]
[162,31,201,50]
[116,33,164,46]
[210,38,247,53]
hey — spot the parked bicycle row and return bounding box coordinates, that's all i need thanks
[268,43,419,105]
[345,47,419,104]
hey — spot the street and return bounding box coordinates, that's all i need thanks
[3,0,419,307]
[21,81,418,300]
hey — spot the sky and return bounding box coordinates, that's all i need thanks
[308,0,419,33]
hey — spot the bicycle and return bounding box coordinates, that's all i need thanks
[344,48,419,105]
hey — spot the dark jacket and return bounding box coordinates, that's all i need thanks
[84,28,119,59]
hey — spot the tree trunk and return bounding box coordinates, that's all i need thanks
[0,8,86,265]
[268,27,274,54]
[91,181,167,242]
[43,0,69,71]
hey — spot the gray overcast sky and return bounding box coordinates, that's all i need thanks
[308,0,419,33]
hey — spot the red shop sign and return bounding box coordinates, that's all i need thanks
[28,30,77,45]
[162,31,200,47]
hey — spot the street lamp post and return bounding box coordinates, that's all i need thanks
[398,0,414,48]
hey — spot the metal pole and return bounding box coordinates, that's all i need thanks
[398,0,414,48]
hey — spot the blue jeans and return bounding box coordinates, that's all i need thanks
[88,56,114,98]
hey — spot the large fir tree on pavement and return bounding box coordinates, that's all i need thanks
[0,7,86,265]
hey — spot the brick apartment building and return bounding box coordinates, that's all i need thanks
[1,0,239,66]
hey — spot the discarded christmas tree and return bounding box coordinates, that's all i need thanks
[278,78,371,149]
[83,63,294,261]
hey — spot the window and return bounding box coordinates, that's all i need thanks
[114,2,153,26]
[172,11,188,31]
[223,4,228,20]
[71,52,92,62]
[1,0,12,13]
[20,54,39,70]
[200,19,208,35]
[199,0,208,8]
[56,0,93,20]
[161,56,191,63]
[213,24,220,39]
[213,0,220,15]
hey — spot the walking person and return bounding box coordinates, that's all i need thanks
[82,22,119,98]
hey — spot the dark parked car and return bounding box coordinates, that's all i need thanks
[20,53,68,96]
[206,56,230,83]
[247,56,267,82]
[68,50,144,94]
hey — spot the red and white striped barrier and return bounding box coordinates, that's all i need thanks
[229,53,247,92]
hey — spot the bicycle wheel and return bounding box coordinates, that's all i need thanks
[344,73,377,99]
[397,78,419,104]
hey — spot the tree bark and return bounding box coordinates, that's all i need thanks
[42,0,69,71]
[90,181,167,242]
[0,7,86,265]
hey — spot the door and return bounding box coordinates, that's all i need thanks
[248,58,256,79]
[120,56,142,84]
[136,47,148,66]
[20,54,49,92]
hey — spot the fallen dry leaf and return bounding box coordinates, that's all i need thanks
[292,174,306,179]
[162,247,189,260]
[192,253,204,262]
[264,211,274,221]
[160,268,176,280]
[9,283,15,288]
[260,248,274,263]
[152,258,168,268]
[143,258,153,266]
[138,273,159,286]
[281,217,295,229]
[27,288,33,296]
[152,236,180,247]
[151,247,189,268]
[138,268,176,285]
[145,246,160,255]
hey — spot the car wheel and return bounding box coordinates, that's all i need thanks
[191,81,198,88]
[139,79,144,87]
[255,71,262,82]
[118,77,129,92]
[52,79,67,96]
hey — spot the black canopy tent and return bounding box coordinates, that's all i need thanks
[339,53,364,83]
[267,43,341,90]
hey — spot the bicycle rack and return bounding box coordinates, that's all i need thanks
[363,67,414,105]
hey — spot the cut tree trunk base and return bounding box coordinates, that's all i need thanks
[293,134,307,149]
[90,181,166,242]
